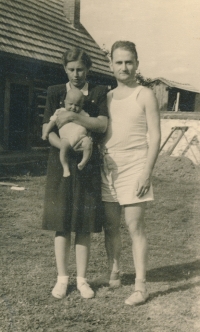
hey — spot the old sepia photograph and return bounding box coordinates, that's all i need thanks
[0,1,200,331]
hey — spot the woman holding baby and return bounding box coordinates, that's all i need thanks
[42,47,109,299]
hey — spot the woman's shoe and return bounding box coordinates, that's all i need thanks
[125,290,149,306]
[52,281,68,299]
[77,280,94,299]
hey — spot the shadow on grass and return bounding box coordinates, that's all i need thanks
[67,284,77,295]
[149,280,200,301]
[121,260,200,285]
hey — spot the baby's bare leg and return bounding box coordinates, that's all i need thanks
[78,137,92,171]
[60,139,71,177]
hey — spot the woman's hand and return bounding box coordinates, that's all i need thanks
[136,172,151,198]
[56,108,75,129]
[73,136,93,152]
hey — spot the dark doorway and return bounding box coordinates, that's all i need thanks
[179,91,195,112]
[168,90,178,111]
[168,89,195,112]
[9,83,29,150]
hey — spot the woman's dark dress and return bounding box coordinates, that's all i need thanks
[42,83,108,233]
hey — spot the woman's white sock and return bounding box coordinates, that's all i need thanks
[76,276,86,286]
[57,275,69,283]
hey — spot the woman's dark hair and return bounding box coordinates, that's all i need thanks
[111,41,138,60]
[62,47,92,69]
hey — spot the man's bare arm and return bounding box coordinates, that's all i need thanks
[136,88,161,197]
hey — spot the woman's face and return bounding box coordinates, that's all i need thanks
[65,60,88,89]
[110,48,139,84]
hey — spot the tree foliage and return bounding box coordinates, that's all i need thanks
[135,71,153,88]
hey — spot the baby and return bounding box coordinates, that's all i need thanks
[42,88,92,177]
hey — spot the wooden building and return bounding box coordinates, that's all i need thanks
[0,0,113,151]
[151,77,200,113]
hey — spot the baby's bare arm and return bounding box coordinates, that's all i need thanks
[42,120,56,140]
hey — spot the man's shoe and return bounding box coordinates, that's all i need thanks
[125,290,149,306]
[109,279,121,288]
[109,271,121,288]
[92,271,121,288]
[91,274,110,287]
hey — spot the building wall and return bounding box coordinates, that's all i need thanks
[0,76,5,151]
[0,55,114,151]
[152,81,200,112]
[160,114,200,164]
[152,83,169,111]
[194,94,200,112]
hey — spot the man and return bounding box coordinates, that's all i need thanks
[100,41,161,306]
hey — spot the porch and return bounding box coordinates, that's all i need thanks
[0,148,49,176]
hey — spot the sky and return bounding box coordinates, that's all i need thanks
[81,0,200,89]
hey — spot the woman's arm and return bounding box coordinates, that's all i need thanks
[56,111,108,133]
[136,88,161,197]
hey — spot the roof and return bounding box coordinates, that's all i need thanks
[151,77,200,94]
[0,0,111,77]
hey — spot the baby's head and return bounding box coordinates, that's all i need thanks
[65,88,84,113]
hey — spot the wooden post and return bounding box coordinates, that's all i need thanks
[175,92,180,112]
[3,79,11,150]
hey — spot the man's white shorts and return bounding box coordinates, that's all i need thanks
[101,150,154,205]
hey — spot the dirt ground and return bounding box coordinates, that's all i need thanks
[0,154,200,332]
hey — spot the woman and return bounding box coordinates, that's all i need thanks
[101,41,161,305]
[42,47,108,299]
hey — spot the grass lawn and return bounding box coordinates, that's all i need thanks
[0,155,200,332]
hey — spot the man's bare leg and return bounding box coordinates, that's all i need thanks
[124,202,149,305]
[103,201,122,287]
[104,202,121,272]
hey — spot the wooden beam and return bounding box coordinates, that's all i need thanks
[3,78,10,149]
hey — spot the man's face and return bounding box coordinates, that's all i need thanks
[110,48,139,83]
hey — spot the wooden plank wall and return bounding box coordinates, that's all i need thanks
[152,82,169,111]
